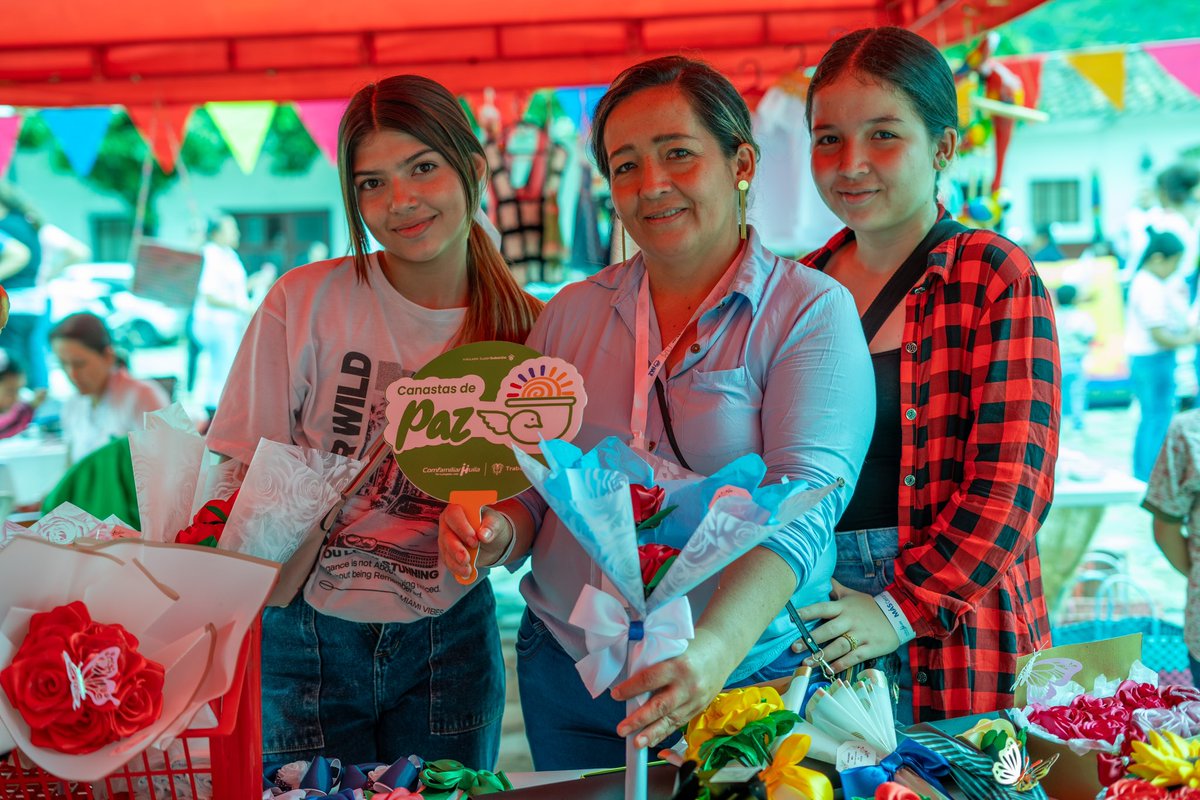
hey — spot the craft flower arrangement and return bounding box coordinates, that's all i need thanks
[1011,659,1200,789]
[513,436,841,800]
[264,753,513,799]
[0,534,278,781]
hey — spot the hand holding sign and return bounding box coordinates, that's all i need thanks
[385,341,586,584]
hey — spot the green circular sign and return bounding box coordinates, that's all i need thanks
[384,340,585,502]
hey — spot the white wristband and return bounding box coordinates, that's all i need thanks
[874,590,916,644]
[478,509,518,569]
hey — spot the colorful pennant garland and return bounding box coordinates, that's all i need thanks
[293,99,347,166]
[125,104,194,175]
[204,101,277,175]
[0,116,23,178]
[38,107,115,177]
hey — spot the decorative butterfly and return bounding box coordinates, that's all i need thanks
[62,647,122,711]
[992,739,1058,792]
[1012,650,1082,695]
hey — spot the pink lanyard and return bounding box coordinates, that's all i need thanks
[629,259,739,450]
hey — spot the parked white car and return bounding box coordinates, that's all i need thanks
[47,262,188,349]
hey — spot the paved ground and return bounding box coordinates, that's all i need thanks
[77,346,1189,771]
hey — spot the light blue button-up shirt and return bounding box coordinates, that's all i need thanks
[520,228,874,682]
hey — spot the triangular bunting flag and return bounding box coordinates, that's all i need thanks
[125,104,194,174]
[294,99,347,166]
[39,107,115,177]
[1146,41,1200,100]
[1004,55,1044,110]
[1067,50,1126,110]
[0,116,23,178]
[205,101,276,174]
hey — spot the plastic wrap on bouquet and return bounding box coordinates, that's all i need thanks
[0,535,279,781]
[0,503,138,551]
[128,405,363,565]
[512,436,841,800]
[218,438,361,563]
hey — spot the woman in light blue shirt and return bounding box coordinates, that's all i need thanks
[440,56,873,769]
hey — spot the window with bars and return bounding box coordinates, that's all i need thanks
[1030,179,1082,228]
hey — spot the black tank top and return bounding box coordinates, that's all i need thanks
[836,349,901,532]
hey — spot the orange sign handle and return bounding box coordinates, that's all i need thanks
[449,489,499,585]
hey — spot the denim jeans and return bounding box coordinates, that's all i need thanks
[260,582,505,768]
[833,526,912,726]
[516,608,811,771]
[1131,351,1177,481]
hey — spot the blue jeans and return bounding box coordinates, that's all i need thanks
[833,527,913,726]
[261,582,505,768]
[516,608,810,770]
[1131,351,1177,481]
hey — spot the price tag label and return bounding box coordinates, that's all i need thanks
[836,741,881,772]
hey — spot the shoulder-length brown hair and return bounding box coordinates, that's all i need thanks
[338,75,541,345]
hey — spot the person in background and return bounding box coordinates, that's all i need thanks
[191,215,253,419]
[1127,229,1196,481]
[794,26,1059,723]
[48,312,168,463]
[0,185,47,389]
[1055,283,1095,432]
[1142,409,1200,688]
[1030,223,1065,262]
[0,350,44,439]
[207,74,541,769]
[440,55,872,768]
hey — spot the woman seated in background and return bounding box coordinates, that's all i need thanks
[48,312,168,463]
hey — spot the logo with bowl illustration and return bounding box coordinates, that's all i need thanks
[476,359,581,447]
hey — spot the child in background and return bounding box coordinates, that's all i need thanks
[0,349,44,439]
[1055,284,1095,431]
[1143,409,1200,687]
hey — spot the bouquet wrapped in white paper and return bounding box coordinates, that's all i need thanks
[513,435,841,800]
[0,535,278,781]
[129,404,365,605]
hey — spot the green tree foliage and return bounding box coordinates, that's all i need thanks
[997,0,1200,52]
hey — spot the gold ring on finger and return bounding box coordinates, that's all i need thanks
[840,632,860,651]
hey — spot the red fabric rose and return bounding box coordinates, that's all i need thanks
[1170,788,1200,800]
[1107,779,1168,799]
[1116,681,1168,711]
[0,601,165,754]
[638,543,681,587]
[874,782,925,800]
[33,702,117,755]
[175,491,238,546]
[111,660,165,738]
[1162,685,1200,706]
[629,484,665,525]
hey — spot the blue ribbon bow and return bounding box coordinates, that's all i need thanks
[839,738,952,800]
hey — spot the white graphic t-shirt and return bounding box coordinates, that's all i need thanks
[206,254,473,623]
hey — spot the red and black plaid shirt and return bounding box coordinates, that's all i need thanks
[804,221,1059,721]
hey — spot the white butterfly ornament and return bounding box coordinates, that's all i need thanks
[992,739,1058,792]
[63,647,122,711]
[1013,650,1082,698]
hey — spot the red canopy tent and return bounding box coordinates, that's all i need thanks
[2,0,1045,106]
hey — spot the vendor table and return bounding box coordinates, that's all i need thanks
[1039,453,1146,616]
[0,435,68,509]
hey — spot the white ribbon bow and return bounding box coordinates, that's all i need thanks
[568,583,694,698]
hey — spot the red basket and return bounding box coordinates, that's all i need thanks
[0,620,262,800]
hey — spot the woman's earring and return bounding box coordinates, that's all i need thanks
[937,157,949,170]
[737,180,750,240]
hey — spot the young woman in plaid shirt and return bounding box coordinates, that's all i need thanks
[793,27,1060,722]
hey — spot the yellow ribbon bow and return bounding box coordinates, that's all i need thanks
[759,734,833,800]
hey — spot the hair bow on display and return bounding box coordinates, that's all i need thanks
[569,583,694,698]
[759,734,834,800]
[419,759,512,797]
[839,739,952,800]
